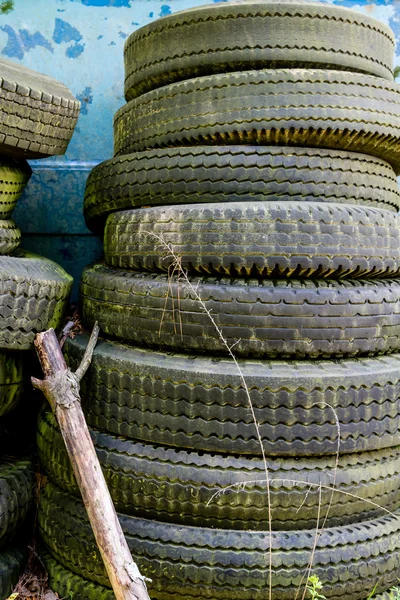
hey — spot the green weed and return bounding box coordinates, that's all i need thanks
[306,575,326,600]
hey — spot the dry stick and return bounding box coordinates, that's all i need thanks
[31,324,151,600]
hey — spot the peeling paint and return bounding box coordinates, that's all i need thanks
[53,18,82,44]
[159,4,171,16]
[76,85,93,114]
[66,42,85,57]
[76,0,131,6]
[118,31,127,38]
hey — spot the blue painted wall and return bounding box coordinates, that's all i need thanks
[2,0,400,299]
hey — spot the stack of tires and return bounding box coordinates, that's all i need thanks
[37,2,400,599]
[0,58,79,599]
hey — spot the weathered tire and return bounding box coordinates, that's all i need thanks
[104,202,400,279]
[0,57,80,158]
[39,482,400,599]
[0,249,72,350]
[0,546,26,600]
[114,70,400,174]
[0,221,20,255]
[0,352,26,418]
[84,147,400,233]
[64,335,400,456]
[0,458,32,548]
[38,408,400,530]
[0,158,31,219]
[80,265,400,359]
[124,1,394,100]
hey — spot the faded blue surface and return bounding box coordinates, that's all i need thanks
[1,0,400,299]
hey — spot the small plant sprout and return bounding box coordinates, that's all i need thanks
[306,575,326,600]
[0,1,14,14]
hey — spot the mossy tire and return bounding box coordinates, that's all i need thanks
[0,351,26,418]
[104,202,400,279]
[84,147,400,233]
[38,408,400,530]
[80,265,400,359]
[0,546,26,600]
[65,335,400,456]
[0,249,72,350]
[0,221,20,255]
[39,482,400,599]
[124,1,394,99]
[114,70,400,174]
[0,158,31,219]
[0,458,32,547]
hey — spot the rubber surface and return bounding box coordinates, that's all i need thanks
[38,408,400,530]
[114,70,400,174]
[104,202,400,279]
[80,265,400,359]
[0,546,26,600]
[0,458,32,548]
[0,221,20,255]
[0,57,80,158]
[64,335,400,456]
[0,249,72,350]
[124,1,395,99]
[40,549,398,600]
[39,482,400,599]
[84,147,400,233]
[0,352,26,418]
[0,158,31,219]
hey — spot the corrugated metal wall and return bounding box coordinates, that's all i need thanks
[2,0,399,299]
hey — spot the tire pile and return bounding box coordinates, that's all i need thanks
[37,2,400,599]
[0,58,79,599]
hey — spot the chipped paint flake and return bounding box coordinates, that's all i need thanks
[53,18,82,44]
[66,42,85,57]
[76,85,93,114]
[1,25,53,59]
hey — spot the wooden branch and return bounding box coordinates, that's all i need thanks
[32,324,151,600]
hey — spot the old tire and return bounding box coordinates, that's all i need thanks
[114,70,400,174]
[104,202,400,279]
[39,482,400,599]
[0,57,80,158]
[0,158,31,219]
[84,147,400,233]
[64,335,400,456]
[0,249,72,350]
[38,408,400,530]
[0,221,20,255]
[124,1,394,99]
[0,458,32,547]
[0,546,26,600]
[0,352,26,418]
[80,265,400,359]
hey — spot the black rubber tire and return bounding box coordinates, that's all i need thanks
[38,408,400,530]
[104,202,400,279]
[0,158,31,219]
[124,1,395,100]
[64,335,400,456]
[0,546,26,600]
[114,70,400,174]
[39,482,400,599]
[0,57,80,158]
[0,221,20,255]
[40,548,398,600]
[0,249,72,350]
[0,352,26,418]
[80,265,400,359]
[84,147,400,233]
[0,458,32,548]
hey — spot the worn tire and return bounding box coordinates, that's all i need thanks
[0,158,31,219]
[0,458,32,548]
[114,70,400,174]
[0,249,72,350]
[0,352,26,418]
[64,335,400,456]
[38,408,400,530]
[0,58,80,158]
[84,147,400,233]
[124,1,394,100]
[39,482,400,599]
[0,546,26,600]
[0,221,20,255]
[104,202,400,279]
[81,265,400,359]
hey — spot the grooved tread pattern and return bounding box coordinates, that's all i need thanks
[0,57,80,158]
[0,158,31,219]
[84,147,400,232]
[38,482,400,599]
[80,265,400,359]
[0,249,72,350]
[0,546,26,600]
[0,458,32,548]
[104,202,400,279]
[64,335,400,456]
[0,221,20,255]
[38,408,400,530]
[124,1,394,99]
[0,351,25,418]
[114,70,400,174]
